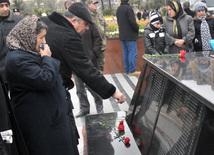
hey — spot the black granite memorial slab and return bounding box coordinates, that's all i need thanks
[126,51,214,155]
[86,111,141,155]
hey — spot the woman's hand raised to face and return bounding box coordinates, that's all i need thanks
[40,44,52,57]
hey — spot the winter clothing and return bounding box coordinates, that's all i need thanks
[0,74,28,155]
[68,2,93,24]
[193,2,208,13]
[74,23,103,114]
[143,23,169,54]
[193,14,214,51]
[116,2,139,41]
[0,0,10,4]
[184,8,196,18]
[5,17,78,155]
[0,10,23,83]
[150,11,163,25]
[88,7,109,71]
[163,1,195,53]
[41,12,116,98]
[116,1,139,74]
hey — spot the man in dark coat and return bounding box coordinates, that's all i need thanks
[116,0,140,76]
[183,1,196,18]
[41,2,126,144]
[0,0,23,84]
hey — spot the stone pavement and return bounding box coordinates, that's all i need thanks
[69,73,139,155]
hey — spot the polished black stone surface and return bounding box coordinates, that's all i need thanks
[86,111,141,155]
[126,51,214,155]
[143,51,214,110]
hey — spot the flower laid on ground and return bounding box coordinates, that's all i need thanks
[124,137,130,144]
[179,50,186,58]
[118,120,124,132]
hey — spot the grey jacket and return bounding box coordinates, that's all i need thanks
[143,23,169,55]
[0,11,23,83]
[163,12,195,53]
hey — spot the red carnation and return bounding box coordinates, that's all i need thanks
[179,50,186,58]
[124,137,130,144]
[118,120,124,132]
[180,57,186,63]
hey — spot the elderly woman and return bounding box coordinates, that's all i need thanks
[193,2,214,51]
[163,0,195,53]
[5,17,79,155]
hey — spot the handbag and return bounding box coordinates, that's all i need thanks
[209,39,214,51]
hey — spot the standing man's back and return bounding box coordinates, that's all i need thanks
[0,0,23,83]
[116,0,140,76]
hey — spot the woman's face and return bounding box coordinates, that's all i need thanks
[36,29,46,52]
[197,10,206,18]
[167,6,176,18]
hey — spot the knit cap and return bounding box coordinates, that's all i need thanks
[0,0,10,4]
[150,11,163,25]
[193,2,207,12]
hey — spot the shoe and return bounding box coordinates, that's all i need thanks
[75,109,89,118]
[129,71,141,76]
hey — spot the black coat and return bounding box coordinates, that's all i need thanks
[0,74,28,155]
[0,11,23,83]
[194,15,214,51]
[184,8,195,18]
[5,50,78,155]
[143,23,169,54]
[41,12,115,98]
[81,24,102,68]
[116,3,139,41]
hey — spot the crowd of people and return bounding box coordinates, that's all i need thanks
[0,0,214,154]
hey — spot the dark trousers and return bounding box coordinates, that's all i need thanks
[73,73,102,111]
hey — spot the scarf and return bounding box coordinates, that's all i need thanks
[6,17,40,55]
[150,23,160,38]
[168,1,183,39]
[197,15,212,51]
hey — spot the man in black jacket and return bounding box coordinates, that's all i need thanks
[0,0,23,84]
[116,0,140,76]
[183,1,195,18]
[41,2,126,144]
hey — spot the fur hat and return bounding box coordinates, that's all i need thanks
[0,0,10,4]
[150,11,163,25]
[193,2,207,12]
[68,2,93,24]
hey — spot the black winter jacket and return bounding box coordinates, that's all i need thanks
[193,15,214,51]
[0,11,23,83]
[143,23,169,54]
[41,12,115,99]
[116,3,139,41]
[81,24,102,68]
[184,8,195,18]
